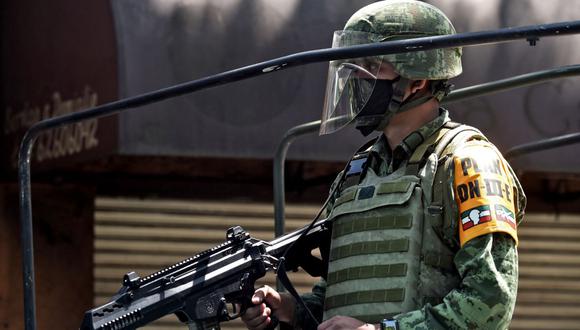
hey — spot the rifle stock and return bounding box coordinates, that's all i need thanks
[80,220,330,330]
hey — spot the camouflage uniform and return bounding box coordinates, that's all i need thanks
[295,109,525,330]
[292,1,526,329]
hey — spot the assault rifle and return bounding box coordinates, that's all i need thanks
[80,220,330,330]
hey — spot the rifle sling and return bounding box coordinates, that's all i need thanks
[277,257,320,326]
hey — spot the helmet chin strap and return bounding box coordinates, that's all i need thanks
[374,78,450,133]
[375,77,417,132]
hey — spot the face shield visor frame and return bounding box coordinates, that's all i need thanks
[319,30,390,135]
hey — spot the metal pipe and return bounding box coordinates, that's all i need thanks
[273,121,322,238]
[18,134,35,330]
[444,64,580,104]
[272,122,320,234]
[18,20,580,329]
[272,121,321,294]
[505,132,580,160]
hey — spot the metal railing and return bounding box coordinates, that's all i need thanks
[17,21,580,329]
[505,132,580,159]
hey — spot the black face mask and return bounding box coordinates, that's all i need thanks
[354,79,396,136]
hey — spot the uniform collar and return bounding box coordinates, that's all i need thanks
[369,108,450,175]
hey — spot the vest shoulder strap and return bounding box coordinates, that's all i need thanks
[406,121,486,175]
[430,124,488,248]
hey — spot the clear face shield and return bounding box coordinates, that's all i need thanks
[320,30,387,135]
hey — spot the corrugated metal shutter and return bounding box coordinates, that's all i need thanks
[94,197,321,329]
[95,198,580,329]
[511,213,580,330]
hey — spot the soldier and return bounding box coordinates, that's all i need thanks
[243,1,526,329]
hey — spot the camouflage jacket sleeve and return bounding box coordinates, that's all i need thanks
[393,233,518,330]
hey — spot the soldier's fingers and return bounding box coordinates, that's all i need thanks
[253,315,273,330]
[246,314,268,329]
[252,285,278,305]
[251,286,269,304]
[241,303,264,322]
[245,306,270,328]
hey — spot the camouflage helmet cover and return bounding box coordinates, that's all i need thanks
[344,0,462,80]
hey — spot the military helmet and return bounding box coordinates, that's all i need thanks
[320,0,461,135]
[344,0,462,80]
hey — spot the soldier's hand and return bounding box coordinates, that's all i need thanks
[241,285,295,330]
[318,316,378,330]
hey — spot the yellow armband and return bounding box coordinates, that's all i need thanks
[453,142,518,247]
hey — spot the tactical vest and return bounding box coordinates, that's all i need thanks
[322,123,485,323]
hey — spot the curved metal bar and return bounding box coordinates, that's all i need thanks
[505,132,580,160]
[272,64,580,229]
[272,120,321,293]
[273,121,322,238]
[18,20,580,329]
[18,134,35,330]
[444,64,580,104]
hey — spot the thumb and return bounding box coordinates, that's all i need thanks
[252,286,280,307]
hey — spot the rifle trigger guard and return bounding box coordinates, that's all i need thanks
[226,301,242,321]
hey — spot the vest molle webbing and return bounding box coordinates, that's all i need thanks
[322,124,485,323]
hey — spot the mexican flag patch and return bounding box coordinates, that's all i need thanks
[495,204,517,229]
[461,205,492,230]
